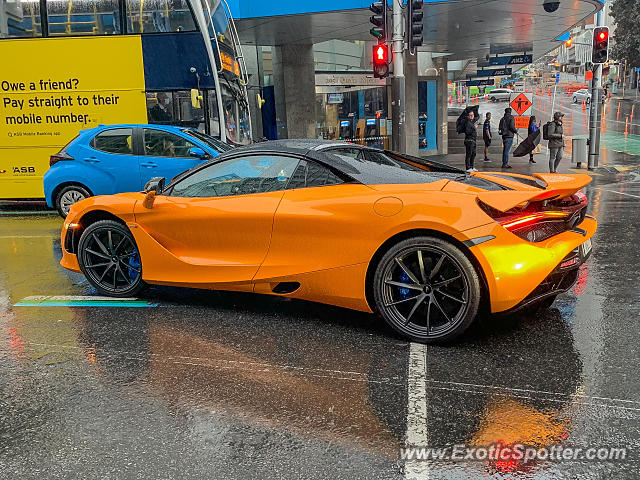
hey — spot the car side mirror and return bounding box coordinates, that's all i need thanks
[189,146,208,159]
[144,176,165,194]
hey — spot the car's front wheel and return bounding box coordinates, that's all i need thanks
[56,184,90,218]
[373,237,481,343]
[77,220,145,297]
[572,96,577,103]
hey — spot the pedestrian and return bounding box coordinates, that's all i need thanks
[527,115,541,164]
[483,112,492,162]
[548,111,565,173]
[499,107,517,168]
[463,110,478,172]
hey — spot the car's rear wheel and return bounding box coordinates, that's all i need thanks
[586,97,591,104]
[373,237,481,343]
[77,220,145,297]
[572,96,577,103]
[56,184,90,218]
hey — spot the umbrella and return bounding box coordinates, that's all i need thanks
[455,105,480,134]
[513,129,541,157]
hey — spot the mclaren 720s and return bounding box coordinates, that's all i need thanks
[59,140,597,343]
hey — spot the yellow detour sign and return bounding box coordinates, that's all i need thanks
[0,36,147,199]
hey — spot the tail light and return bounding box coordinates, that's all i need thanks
[49,152,73,167]
[479,191,588,243]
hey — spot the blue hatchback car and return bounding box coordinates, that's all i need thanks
[43,124,232,217]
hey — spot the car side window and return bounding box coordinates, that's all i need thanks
[91,128,133,155]
[171,155,300,198]
[287,160,345,189]
[327,147,363,159]
[144,129,197,158]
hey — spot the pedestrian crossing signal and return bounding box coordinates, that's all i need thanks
[373,43,389,78]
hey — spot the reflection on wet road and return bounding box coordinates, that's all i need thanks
[1,165,640,478]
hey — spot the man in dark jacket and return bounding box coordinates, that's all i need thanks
[463,110,478,172]
[548,111,565,173]
[499,107,517,169]
[483,112,492,162]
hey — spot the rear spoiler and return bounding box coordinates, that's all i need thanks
[477,173,592,212]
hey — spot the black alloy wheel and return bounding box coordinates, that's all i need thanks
[77,220,145,297]
[373,237,481,343]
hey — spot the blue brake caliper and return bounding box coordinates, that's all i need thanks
[127,249,141,280]
[398,270,411,299]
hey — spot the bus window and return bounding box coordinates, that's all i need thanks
[2,0,42,38]
[126,0,197,34]
[46,0,121,36]
[147,91,205,129]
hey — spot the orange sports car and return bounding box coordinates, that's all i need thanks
[60,140,596,343]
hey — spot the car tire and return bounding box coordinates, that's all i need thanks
[572,96,577,103]
[490,97,496,102]
[56,184,91,218]
[77,220,145,297]
[586,97,591,104]
[373,236,481,343]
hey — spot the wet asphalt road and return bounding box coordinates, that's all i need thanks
[1,153,640,479]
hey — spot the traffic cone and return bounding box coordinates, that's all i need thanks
[582,100,586,112]
[448,96,452,104]
[547,88,551,96]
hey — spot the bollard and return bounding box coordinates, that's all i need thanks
[582,100,586,112]
[625,116,629,136]
[631,104,635,122]
[616,102,620,121]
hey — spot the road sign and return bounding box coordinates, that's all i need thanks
[509,92,533,116]
[475,68,512,77]
[465,79,495,87]
[514,116,530,129]
[514,81,525,92]
[555,72,560,84]
[489,54,533,66]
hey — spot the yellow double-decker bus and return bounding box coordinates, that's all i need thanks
[0,0,251,199]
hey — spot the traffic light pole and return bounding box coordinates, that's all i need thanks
[588,11,603,170]
[391,0,406,152]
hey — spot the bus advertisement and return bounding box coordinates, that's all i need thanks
[0,0,251,200]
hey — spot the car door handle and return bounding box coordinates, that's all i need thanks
[140,162,158,168]
[83,157,100,163]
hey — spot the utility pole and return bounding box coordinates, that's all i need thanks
[391,0,405,152]
[587,10,604,170]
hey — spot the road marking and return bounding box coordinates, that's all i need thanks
[0,235,55,239]
[14,295,157,307]
[604,189,640,199]
[405,342,429,479]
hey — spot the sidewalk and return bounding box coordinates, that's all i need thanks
[433,151,576,176]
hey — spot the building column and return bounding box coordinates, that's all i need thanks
[404,53,419,157]
[241,44,263,142]
[272,44,317,139]
[435,59,448,155]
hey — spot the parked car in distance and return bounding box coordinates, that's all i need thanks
[44,124,232,217]
[572,89,592,104]
[487,88,514,102]
[564,84,588,95]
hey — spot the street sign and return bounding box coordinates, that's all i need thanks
[514,116,530,129]
[475,68,512,77]
[514,81,525,92]
[509,92,533,116]
[488,54,533,66]
[465,79,495,87]
[555,72,560,84]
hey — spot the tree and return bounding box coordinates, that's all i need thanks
[610,0,640,66]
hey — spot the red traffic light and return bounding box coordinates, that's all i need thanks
[373,44,388,64]
[598,31,608,41]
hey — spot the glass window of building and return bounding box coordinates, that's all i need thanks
[126,0,196,34]
[2,0,42,38]
[46,0,121,36]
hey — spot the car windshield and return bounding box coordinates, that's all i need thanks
[182,129,233,153]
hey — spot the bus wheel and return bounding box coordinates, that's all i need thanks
[56,185,91,218]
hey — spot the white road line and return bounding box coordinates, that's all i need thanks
[604,189,640,199]
[405,342,429,480]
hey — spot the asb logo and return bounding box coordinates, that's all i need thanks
[509,93,532,116]
[13,166,36,174]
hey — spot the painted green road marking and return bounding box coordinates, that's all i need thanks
[14,295,157,307]
[600,131,640,157]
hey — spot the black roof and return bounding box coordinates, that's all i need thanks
[217,139,465,185]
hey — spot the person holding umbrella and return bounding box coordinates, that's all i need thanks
[527,116,541,164]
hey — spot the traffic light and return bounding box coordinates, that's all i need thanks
[565,38,572,48]
[407,0,424,54]
[369,1,387,40]
[592,26,609,64]
[373,43,389,78]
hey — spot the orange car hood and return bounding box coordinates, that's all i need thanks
[448,172,592,212]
